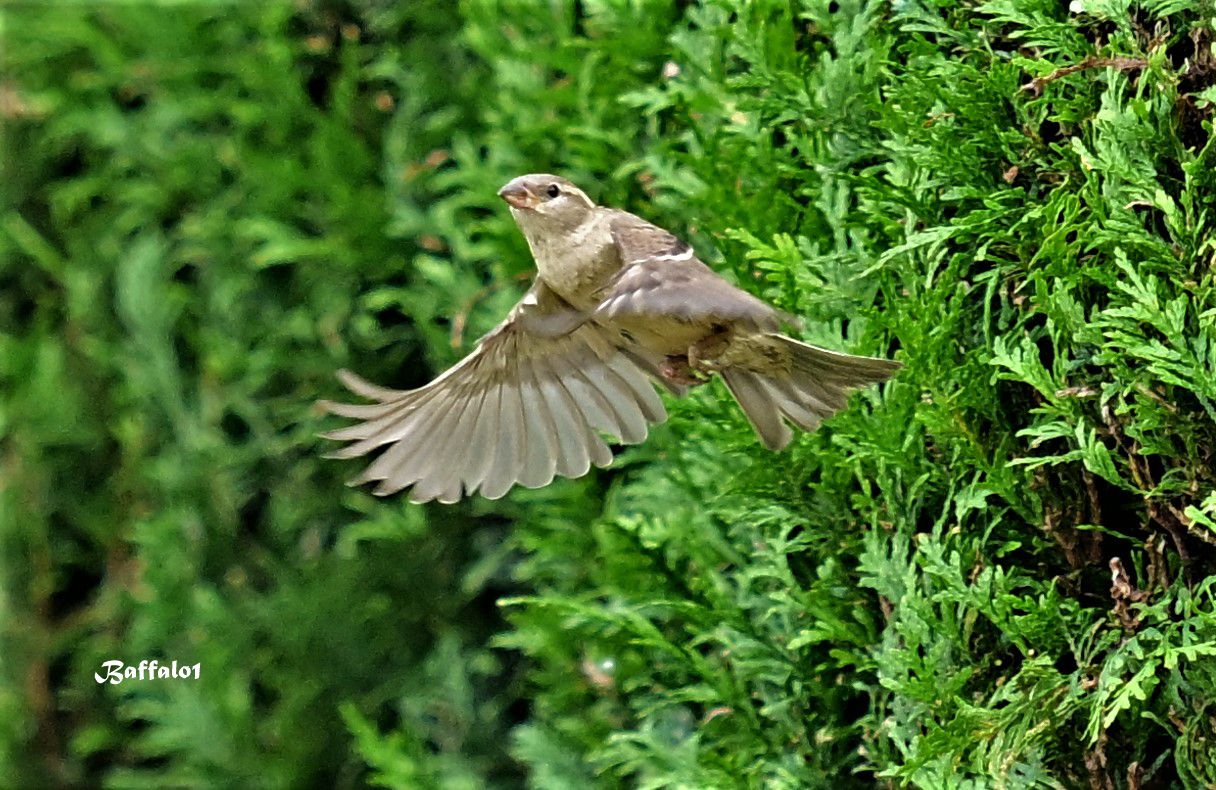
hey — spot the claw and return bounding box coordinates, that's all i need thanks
[688,327,730,375]
[660,355,708,387]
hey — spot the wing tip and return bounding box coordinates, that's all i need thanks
[335,368,405,402]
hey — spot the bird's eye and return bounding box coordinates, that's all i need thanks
[546,184,561,199]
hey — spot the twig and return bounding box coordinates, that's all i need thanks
[1109,557,1147,631]
[449,271,531,348]
[1021,56,1149,97]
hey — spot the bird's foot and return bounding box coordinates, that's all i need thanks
[660,355,709,387]
[688,329,729,375]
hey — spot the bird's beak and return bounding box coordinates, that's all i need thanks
[497,180,536,210]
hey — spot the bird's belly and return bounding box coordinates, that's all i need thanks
[606,314,709,357]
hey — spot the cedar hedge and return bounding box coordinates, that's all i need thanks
[3,1,1216,787]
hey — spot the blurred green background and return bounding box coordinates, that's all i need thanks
[4,0,1216,787]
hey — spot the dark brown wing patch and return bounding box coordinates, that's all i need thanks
[597,214,782,331]
[608,210,692,264]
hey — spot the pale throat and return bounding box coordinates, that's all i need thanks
[515,210,616,308]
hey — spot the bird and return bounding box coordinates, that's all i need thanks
[319,174,901,504]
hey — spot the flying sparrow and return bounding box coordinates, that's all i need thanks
[320,174,901,503]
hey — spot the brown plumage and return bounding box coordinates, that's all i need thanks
[319,174,901,503]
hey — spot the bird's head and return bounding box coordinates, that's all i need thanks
[498,174,596,237]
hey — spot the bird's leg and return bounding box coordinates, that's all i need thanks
[659,355,707,387]
[688,326,731,374]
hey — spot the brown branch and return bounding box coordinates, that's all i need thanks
[1021,56,1149,97]
[1166,501,1216,548]
[1109,557,1147,631]
[448,271,531,349]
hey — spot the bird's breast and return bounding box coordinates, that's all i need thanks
[532,218,619,310]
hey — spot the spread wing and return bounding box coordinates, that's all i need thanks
[319,280,667,503]
[595,211,782,330]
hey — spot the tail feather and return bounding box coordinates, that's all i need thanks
[780,336,901,381]
[722,334,900,449]
[763,375,825,434]
[720,368,793,450]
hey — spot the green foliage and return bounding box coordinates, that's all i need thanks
[4,0,1216,788]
